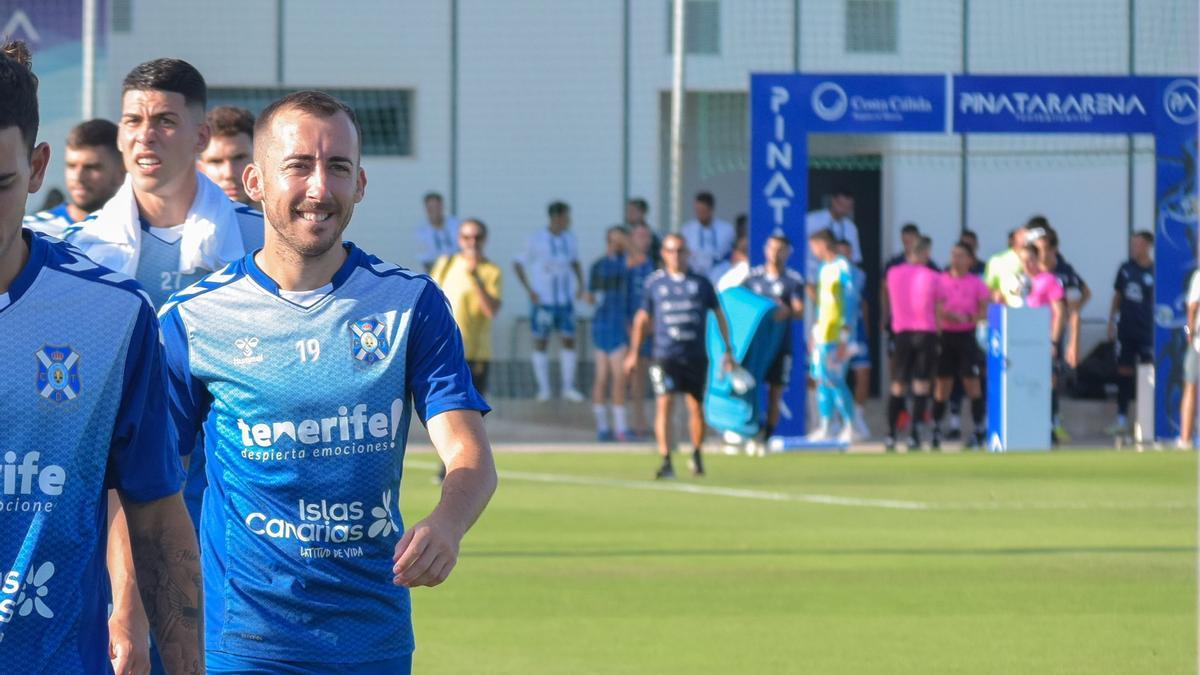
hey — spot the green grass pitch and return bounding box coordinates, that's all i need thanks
[401,450,1196,674]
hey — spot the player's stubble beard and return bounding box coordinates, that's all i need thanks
[263,196,354,262]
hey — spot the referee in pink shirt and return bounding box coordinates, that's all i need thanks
[933,241,991,449]
[885,236,940,451]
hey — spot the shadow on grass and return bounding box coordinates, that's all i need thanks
[467,545,1194,559]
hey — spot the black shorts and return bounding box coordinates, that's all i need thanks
[765,349,792,387]
[893,331,936,383]
[937,331,981,380]
[468,360,489,395]
[1115,337,1154,368]
[649,357,707,398]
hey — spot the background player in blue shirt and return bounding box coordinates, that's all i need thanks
[1107,230,1156,436]
[742,230,805,440]
[160,90,497,674]
[588,226,632,440]
[626,233,735,479]
[22,119,125,238]
[0,40,201,675]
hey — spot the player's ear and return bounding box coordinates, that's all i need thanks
[244,162,264,203]
[194,119,211,155]
[27,142,50,194]
[354,166,366,204]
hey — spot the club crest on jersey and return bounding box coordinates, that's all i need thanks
[351,318,390,363]
[35,346,81,403]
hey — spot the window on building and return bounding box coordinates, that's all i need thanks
[846,0,898,53]
[111,0,133,33]
[665,0,720,55]
[208,88,413,157]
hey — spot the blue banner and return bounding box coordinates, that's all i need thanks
[797,74,947,133]
[953,75,1159,134]
[1152,77,1199,439]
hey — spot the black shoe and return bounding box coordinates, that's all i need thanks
[688,450,705,477]
[884,436,897,452]
[930,428,942,450]
[655,462,676,480]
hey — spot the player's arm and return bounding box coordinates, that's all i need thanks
[789,291,805,320]
[1187,296,1199,346]
[572,259,586,300]
[470,266,501,319]
[393,409,497,588]
[106,491,151,675]
[710,286,736,371]
[1050,299,1065,354]
[624,309,650,376]
[1107,290,1121,341]
[109,302,202,675]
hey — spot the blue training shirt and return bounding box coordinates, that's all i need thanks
[0,231,183,673]
[159,242,488,664]
[640,269,718,361]
[589,254,631,334]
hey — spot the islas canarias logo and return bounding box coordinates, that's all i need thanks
[244,489,400,546]
[0,561,56,624]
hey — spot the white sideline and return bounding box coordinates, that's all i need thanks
[404,460,930,511]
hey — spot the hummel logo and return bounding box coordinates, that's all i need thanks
[234,337,264,366]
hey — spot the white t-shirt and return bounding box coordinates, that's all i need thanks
[681,218,735,276]
[279,283,334,309]
[715,260,749,292]
[519,227,579,306]
[416,217,461,267]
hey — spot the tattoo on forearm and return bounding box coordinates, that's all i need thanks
[130,532,202,675]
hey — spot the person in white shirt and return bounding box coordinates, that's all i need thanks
[1179,269,1200,449]
[514,201,586,402]
[714,234,749,292]
[416,191,460,273]
[681,191,734,277]
[805,187,861,281]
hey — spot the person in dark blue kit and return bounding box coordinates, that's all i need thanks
[159,90,497,674]
[625,233,735,479]
[589,226,633,440]
[1106,230,1156,438]
[742,230,805,440]
[0,40,202,674]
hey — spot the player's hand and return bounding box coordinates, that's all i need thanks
[392,513,462,588]
[721,352,736,373]
[623,353,638,378]
[1066,343,1078,368]
[529,291,541,305]
[773,303,789,321]
[109,606,151,675]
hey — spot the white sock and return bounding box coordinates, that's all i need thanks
[531,351,550,395]
[593,404,610,432]
[560,349,578,391]
[612,405,629,433]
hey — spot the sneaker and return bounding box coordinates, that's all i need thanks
[973,430,986,449]
[806,424,832,442]
[930,428,942,450]
[688,450,705,477]
[884,436,897,452]
[562,388,585,403]
[852,410,871,440]
[836,425,854,446]
[597,429,614,442]
[1053,423,1072,444]
[535,389,551,402]
[1175,437,1194,451]
[655,462,676,480]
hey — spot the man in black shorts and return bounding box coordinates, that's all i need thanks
[1106,230,1155,438]
[884,237,940,450]
[932,241,991,448]
[627,233,735,479]
[742,230,805,439]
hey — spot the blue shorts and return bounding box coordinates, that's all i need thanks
[207,651,412,674]
[531,304,575,340]
[592,317,629,352]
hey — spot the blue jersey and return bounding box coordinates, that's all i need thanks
[641,270,719,361]
[1113,260,1154,342]
[589,254,631,349]
[159,243,488,664]
[742,265,805,353]
[626,257,655,319]
[22,203,79,239]
[0,231,182,673]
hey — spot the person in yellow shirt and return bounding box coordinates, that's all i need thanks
[432,218,503,395]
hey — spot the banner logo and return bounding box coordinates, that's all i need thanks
[1163,79,1199,125]
[810,82,848,122]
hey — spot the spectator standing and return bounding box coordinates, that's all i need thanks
[589,226,633,441]
[681,191,735,277]
[416,191,460,273]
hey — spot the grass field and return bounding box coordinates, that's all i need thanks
[400,449,1197,674]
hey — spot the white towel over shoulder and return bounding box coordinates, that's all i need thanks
[70,171,247,276]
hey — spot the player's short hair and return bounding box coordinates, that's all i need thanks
[424,191,443,204]
[832,186,853,199]
[808,229,836,247]
[767,228,791,247]
[914,236,932,253]
[1026,214,1049,230]
[1039,225,1059,248]
[662,232,686,249]
[694,191,715,208]
[123,58,207,110]
[207,105,254,139]
[547,201,570,217]
[627,197,648,214]
[1134,230,1154,245]
[460,217,487,239]
[961,229,978,243]
[255,90,362,159]
[607,224,628,238]
[0,40,39,156]
[900,222,920,236]
[65,119,118,153]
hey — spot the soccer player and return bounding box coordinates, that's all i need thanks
[742,230,805,440]
[1031,225,1090,443]
[681,191,735,277]
[416,191,459,273]
[625,233,735,479]
[22,119,124,238]
[885,236,939,451]
[1178,269,1200,449]
[805,187,862,283]
[985,219,1034,306]
[514,200,586,402]
[159,90,496,673]
[836,238,872,439]
[1106,231,1156,438]
[625,222,657,440]
[807,230,859,444]
[0,40,201,674]
[932,241,991,448]
[589,226,633,441]
[197,105,255,205]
